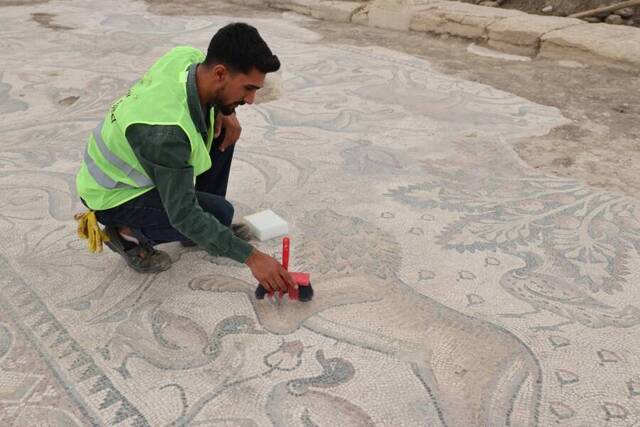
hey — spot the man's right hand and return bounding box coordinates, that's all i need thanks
[245,248,296,293]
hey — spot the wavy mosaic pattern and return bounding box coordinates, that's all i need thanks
[1,0,639,425]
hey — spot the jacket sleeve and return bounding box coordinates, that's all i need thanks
[125,123,254,263]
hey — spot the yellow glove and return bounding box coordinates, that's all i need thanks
[74,211,109,253]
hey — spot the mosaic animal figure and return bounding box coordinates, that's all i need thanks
[267,349,375,426]
[190,209,542,427]
[99,301,265,378]
[501,251,640,329]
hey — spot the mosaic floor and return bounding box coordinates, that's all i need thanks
[1,0,640,425]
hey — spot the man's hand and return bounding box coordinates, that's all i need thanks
[245,248,296,293]
[217,112,242,152]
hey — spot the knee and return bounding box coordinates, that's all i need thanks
[197,193,235,227]
[219,199,234,227]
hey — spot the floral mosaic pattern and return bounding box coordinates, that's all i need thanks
[1,0,639,425]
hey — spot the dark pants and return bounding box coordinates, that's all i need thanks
[93,131,235,245]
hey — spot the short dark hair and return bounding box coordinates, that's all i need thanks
[204,23,280,74]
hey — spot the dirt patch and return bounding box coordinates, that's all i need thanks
[31,12,74,31]
[477,0,627,15]
[145,0,640,199]
[457,0,640,25]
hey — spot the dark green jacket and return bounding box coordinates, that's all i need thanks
[125,63,253,263]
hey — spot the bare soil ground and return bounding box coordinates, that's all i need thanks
[460,0,630,15]
[457,0,640,25]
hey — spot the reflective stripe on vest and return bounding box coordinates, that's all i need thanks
[83,148,131,189]
[84,120,153,189]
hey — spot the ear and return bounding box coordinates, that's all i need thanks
[212,64,229,82]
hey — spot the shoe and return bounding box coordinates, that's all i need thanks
[103,226,171,273]
[231,223,253,242]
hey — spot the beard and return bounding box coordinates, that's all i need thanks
[218,100,245,116]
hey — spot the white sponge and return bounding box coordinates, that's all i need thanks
[242,209,289,242]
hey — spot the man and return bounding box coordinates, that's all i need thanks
[76,22,295,295]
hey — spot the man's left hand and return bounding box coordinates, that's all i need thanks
[218,113,242,152]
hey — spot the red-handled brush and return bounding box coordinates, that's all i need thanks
[255,237,313,302]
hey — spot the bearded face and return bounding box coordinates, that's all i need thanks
[212,67,264,115]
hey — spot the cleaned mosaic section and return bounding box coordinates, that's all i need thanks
[1,0,639,425]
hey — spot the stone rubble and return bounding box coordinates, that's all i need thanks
[605,14,624,25]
